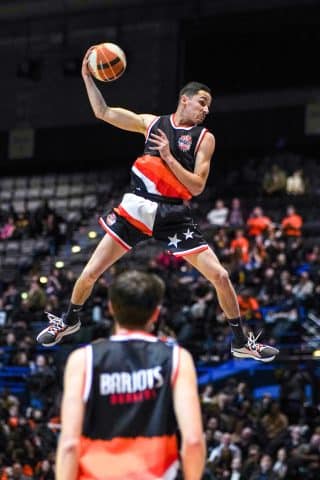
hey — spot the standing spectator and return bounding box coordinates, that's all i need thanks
[246,207,273,238]
[206,199,229,227]
[281,205,303,238]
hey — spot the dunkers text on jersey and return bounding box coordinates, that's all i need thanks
[100,366,164,395]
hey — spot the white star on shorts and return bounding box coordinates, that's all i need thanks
[168,233,182,248]
[183,228,194,239]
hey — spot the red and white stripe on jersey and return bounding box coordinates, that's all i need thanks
[114,193,158,236]
[83,345,93,402]
[132,155,192,200]
[172,244,208,257]
[79,435,179,480]
[98,216,132,250]
[195,127,208,154]
[171,345,180,385]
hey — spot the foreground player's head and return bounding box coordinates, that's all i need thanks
[109,270,165,330]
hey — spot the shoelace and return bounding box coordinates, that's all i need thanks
[45,312,65,334]
[247,331,263,352]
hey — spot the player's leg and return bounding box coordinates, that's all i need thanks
[36,234,127,347]
[183,247,279,362]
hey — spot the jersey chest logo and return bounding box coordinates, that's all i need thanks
[177,134,192,152]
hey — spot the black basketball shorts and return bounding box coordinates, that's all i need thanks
[98,192,208,257]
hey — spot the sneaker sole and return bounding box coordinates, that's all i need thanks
[36,321,81,347]
[231,351,276,363]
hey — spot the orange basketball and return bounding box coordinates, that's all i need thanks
[87,42,126,82]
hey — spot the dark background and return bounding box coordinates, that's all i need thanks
[0,0,319,176]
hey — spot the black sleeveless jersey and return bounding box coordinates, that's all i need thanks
[79,332,180,479]
[131,114,208,200]
[144,114,208,173]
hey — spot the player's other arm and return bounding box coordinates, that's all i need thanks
[56,348,86,480]
[81,47,155,135]
[173,348,206,480]
[150,129,215,196]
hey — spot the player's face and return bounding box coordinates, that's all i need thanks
[184,90,212,124]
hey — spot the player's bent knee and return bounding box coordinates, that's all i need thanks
[212,267,230,287]
[79,268,99,286]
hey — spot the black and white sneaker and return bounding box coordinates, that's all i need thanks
[36,312,81,347]
[231,331,279,363]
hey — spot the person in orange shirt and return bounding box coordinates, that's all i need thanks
[237,290,261,321]
[230,229,250,264]
[246,207,273,237]
[281,205,303,237]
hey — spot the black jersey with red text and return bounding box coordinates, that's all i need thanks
[79,332,180,480]
[131,114,208,200]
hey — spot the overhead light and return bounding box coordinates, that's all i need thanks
[21,292,28,300]
[313,349,320,358]
[88,231,97,239]
[72,245,81,253]
[39,276,48,284]
[55,261,65,269]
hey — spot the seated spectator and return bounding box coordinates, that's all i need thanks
[0,216,16,240]
[281,205,303,237]
[14,211,30,239]
[246,207,273,238]
[249,454,278,480]
[262,164,287,195]
[207,433,241,478]
[227,197,245,228]
[242,444,261,479]
[230,229,250,265]
[260,401,288,443]
[286,169,306,195]
[272,447,288,479]
[292,271,314,306]
[25,278,47,313]
[207,199,229,227]
[237,289,261,322]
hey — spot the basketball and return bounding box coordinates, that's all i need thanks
[87,42,126,82]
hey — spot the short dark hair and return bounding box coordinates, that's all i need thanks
[179,81,211,99]
[109,270,165,328]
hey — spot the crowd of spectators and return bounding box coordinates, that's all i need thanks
[0,152,320,478]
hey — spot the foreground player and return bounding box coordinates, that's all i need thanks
[37,46,278,362]
[56,270,206,480]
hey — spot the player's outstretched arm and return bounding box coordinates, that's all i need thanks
[173,348,206,480]
[81,47,155,135]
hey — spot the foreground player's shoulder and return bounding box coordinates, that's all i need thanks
[141,113,158,134]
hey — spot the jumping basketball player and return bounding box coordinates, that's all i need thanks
[56,270,206,480]
[37,46,279,362]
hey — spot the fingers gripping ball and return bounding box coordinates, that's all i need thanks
[87,43,127,82]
